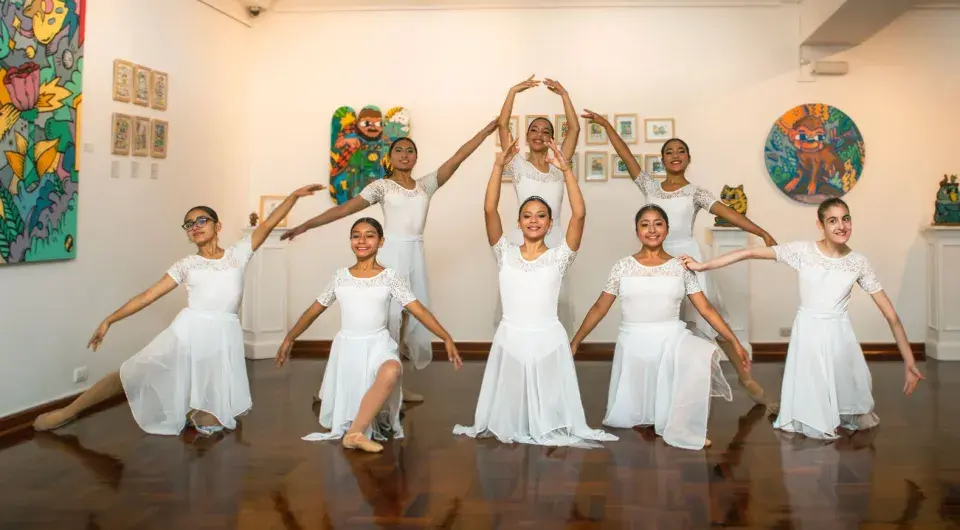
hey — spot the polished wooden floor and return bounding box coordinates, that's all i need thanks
[1,359,958,529]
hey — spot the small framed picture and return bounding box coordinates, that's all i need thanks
[584,152,607,182]
[496,115,520,146]
[111,113,132,155]
[150,70,168,111]
[644,118,675,143]
[259,195,288,227]
[555,114,570,143]
[644,154,666,177]
[132,116,150,157]
[498,152,513,183]
[133,65,151,106]
[112,60,133,102]
[150,118,168,159]
[612,153,642,178]
[584,115,608,145]
[614,114,639,144]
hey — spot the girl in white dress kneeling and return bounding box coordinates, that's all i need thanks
[275,217,462,453]
[681,198,924,440]
[570,204,736,450]
[33,184,323,436]
[453,137,617,448]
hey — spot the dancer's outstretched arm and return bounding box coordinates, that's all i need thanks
[404,301,462,370]
[870,290,923,394]
[688,292,751,373]
[276,301,329,367]
[708,203,777,247]
[281,194,372,242]
[436,119,499,187]
[253,184,323,249]
[87,275,179,351]
[680,246,776,273]
[546,139,586,251]
[498,75,540,147]
[484,137,519,245]
[580,110,642,180]
[543,78,581,160]
[570,292,616,355]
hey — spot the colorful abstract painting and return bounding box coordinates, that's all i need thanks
[329,105,410,204]
[764,103,865,205]
[0,0,84,264]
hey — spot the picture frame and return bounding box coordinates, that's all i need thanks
[150,70,168,111]
[259,195,288,228]
[498,152,514,183]
[644,154,666,177]
[614,114,639,144]
[612,153,642,178]
[555,114,570,143]
[112,60,133,103]
[150,118,168,159]
[111,113,132,155]
[132,116,150,157]
[584,152,608,182]
[644,118,675,143]
[133,64,151,106]
[584,115,608,145]
[496,115,520,146]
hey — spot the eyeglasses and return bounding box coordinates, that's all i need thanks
[182,217,214,231]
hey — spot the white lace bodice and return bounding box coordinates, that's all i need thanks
[317,267,417,334]
[493,236,576,326]
[358,171,439,238]
[504,156,565,247]
[773,241,882,314]
[166,236,255,314]
[633,171,718,243]
[603,256,702,324]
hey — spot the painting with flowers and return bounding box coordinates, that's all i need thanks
[328,104,410,205]
[0,0,84,264]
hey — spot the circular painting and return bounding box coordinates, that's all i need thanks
[764,103,865,205]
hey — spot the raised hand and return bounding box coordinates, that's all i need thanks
[580,109,610,128]
[543,78,567,96]
[904,363,924,395]
[546,138,570,172]
[445,339,463,370]
[280,224,306,241]
[292,183,325,198]
[510,74,540,94]
[87,321,110,352]
[678,254,705,272]
[496,136,520,167]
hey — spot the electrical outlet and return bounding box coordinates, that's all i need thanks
[779,327,791,338]
[150,163,159,179]
[110,160,120,178]
[131,161,140,178]
[73,366,88,383]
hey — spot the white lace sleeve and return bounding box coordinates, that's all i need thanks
[420,171,440,196]
[166,257,189,284]
[386,270,418,306]
[316,275,338,307]
[693,186,719,212]
[232,235,255,265]
[857,257,883,294]
[491,236,510,268]
[603,259,627,296]
[633,170,655,195]
[683,268,703,295]
[358,179,385,205]
[555,240,578,276]
[773,241,805,271]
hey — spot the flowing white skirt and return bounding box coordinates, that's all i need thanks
[496,228,575,334]
[774,309,878,439]
[118,308,251,435]
[664,236,727,340]
[603,320,732,450]
[453,319,618,448]
[303,327,403,442]
[378,234,432,370]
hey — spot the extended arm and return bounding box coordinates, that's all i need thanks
[404,300,462,369]
[276,301,328,367]
[498,76,539,147]
[485,138,518,245]
[253,184,324,250]
[682,246,776,273]
[570,292,616,355]
[547,139,586,251]
[581,110,642,179]
[281,195,371,241]
[688,292,751,372]
[871,290,923,394]
[709,202,777,246]
[543,79,581,160]
[436,119,498,187]
[88,275,179,351]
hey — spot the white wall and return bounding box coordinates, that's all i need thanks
[0,0,251,417]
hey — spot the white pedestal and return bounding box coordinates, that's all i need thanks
[240,227,289,360]
[706,226,753,357]
[923,226,960,361]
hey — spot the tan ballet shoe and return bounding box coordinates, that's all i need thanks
[739,379,779,416]
[703,438,712,448]
[33,409,77,431]
[401,389,424,403]
[342,432,383,453]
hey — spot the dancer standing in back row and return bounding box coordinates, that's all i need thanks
[283,120,497,403]
[681,198,923,439]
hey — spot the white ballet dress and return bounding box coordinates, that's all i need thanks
[601,256,732,450]
[498,155,575,332]
[302,267,417,443]
[772,241,882,439]
[358,172,439,370]
[453,236,617,448]
[633,171,727,339]
[118,236,255,435]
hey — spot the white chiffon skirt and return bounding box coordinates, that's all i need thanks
[453,319,618,448]
[303,327,403,442]
[603,320,732,450]
[379,235,432,370]
[774,309,878,439]
[664,236,727,340]
[118,308,251,435]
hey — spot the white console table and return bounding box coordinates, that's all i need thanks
[706,226,753,358]
[240,227,289,360]
[923,226,960,361]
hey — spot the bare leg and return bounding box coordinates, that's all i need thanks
[34,371,124,431]
[717,339,779,415]
[342,360,402,453]
[397,311,423,403]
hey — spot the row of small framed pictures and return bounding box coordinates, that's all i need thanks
[502,151,665,183]
[496,114,675,146]
[112,59,169,110]
[111,112,168,158]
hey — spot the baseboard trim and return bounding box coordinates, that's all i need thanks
[0,392,127,445]
[291,340,926,362]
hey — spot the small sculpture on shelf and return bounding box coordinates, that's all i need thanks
[934,174,960,225]
[249,212,259,227]
[714,184,747,226]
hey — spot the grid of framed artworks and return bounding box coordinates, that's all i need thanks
[499,114,676,183]
[111,59,169,159]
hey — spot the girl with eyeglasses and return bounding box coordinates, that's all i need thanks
[33,184,322,436]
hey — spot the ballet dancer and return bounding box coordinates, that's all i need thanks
[453,137,617,448]
[569,204,735,450]
[275,217,462,453]
[581,109,778,412]
[33,184,323,435]
[680,197,923,439]
[282,120,496,403]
